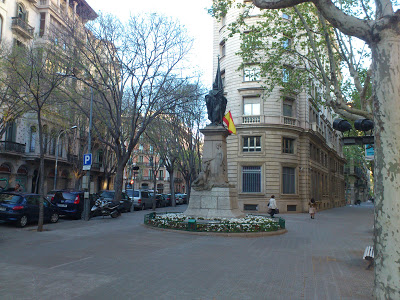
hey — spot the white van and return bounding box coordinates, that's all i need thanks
[125,189,154,210]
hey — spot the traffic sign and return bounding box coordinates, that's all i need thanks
[83,153,92,170]
[365,144,374,160]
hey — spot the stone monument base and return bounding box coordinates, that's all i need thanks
[184,186,245,219]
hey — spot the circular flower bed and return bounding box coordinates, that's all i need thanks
[145,213,284,233]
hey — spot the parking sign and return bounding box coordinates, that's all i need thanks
[83,153,92,170]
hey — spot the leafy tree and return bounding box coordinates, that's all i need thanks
[211,1,372,120]
[213,0,400,296]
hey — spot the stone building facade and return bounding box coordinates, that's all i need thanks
[0,0,101,193]
[213,5,346,213]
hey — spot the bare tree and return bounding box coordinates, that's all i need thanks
[2,41,69,231]
[175,85,206,200]
[63,13,195,203]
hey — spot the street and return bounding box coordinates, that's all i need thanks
[0,203,374,300]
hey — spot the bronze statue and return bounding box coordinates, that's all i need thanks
[205,58,227,125]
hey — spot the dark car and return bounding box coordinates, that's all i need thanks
[0,192,59,227]
[51,190,86,219]
[97,190,133,213]
[156,194,167,207]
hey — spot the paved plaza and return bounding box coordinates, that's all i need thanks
[0,202,374,299]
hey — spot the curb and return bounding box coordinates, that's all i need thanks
[143,224,287,237]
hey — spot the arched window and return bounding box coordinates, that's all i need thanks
[58,133,64,157]
[5,122,16,142]
[17,4,26,21]
[0,163,11,173]
[50,130,56,155]
[29,126,36,152]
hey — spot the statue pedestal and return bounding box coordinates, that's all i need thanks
[184,125,244,219]
[184,186,244,219]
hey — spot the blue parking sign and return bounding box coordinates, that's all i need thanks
[83,154,92,166]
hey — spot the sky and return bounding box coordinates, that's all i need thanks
[85,0,214,86]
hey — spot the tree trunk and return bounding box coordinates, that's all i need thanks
[372,32,400,299]
[113,161,125,203]
[152,174,157,210]
[37,114,45,232]
[169,171,175,207]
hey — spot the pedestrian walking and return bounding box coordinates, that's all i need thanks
[309,198,317,219]
[268,195,277,218]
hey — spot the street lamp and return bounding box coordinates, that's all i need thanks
[54,125,77,190]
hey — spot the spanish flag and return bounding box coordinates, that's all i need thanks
[223,111,237,134]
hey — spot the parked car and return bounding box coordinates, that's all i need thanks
[175,193,184,205]
[156,194,167,207]
[165,194,178,206]
[163,194,172,206]
[125,189,154,210]
[97,190,133,213]
[50,190,85,219]
[0,192,59,227]
[176,193,188,204]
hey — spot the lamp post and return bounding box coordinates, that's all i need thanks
[54,125,77,190]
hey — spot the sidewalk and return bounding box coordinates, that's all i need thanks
[0,203,374,299]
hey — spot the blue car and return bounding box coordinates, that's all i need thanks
[0,192,59,227]
[50,190,86,219]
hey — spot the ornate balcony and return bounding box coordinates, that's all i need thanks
[11,17,34,39]
[242,115,261,124]
[0,141,26,155]
[283,116,298,126]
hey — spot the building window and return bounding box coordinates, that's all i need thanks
[283,102,293,117]
[159,169,164,179]
[282,167,295,194]
[5,122,15,142]
[50,131,56,155]
[243,97,260,115]
[243,136,261,152]
[282,37,291,49]
[29,126,36,152]
[138,156,143,163]
[139,144,143,151]
[97,150,103,166]
[17,4,26,21]
[220,40,226,57]
[243,65,260,81]
[282,138,294,154]
[58,133,64,157]
[242,166,261,193]
[39,12,45,37]
[282,67,290,83]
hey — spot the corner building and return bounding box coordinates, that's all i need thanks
[213,5,346,213]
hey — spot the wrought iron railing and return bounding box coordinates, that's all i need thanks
[0,141,26,153]
[11,17,34,37]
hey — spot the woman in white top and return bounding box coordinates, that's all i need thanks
[268,195,277,217]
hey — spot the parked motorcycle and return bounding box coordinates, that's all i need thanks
[90,198,121,219]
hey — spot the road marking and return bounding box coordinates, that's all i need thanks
[49,256,93,269]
